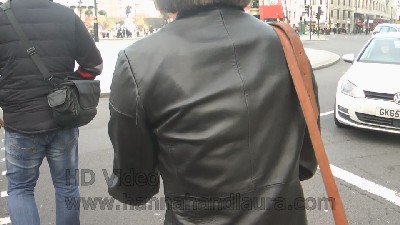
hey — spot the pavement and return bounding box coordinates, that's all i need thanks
[300,34,341,69]
[305,48,340,70]
[95,37,340,94]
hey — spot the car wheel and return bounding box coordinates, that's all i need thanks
[334,102,346,128]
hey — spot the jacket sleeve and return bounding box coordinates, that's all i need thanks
[107,50,160,205]
[299,65,320,181]
[74,14,103,79]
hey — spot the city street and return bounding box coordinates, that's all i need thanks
[302,34,400,225]
[1,34,400,225]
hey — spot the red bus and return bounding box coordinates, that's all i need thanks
[245,0,285,22]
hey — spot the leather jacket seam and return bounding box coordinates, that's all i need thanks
[109,101,134,119]
[121,50,148,124]
[166,144,182,184]
[218,9,254,184]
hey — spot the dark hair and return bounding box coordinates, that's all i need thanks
[154,0,251,13]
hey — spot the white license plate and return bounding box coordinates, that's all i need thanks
[376,108,400,119]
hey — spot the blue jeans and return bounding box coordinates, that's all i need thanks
[5,128,80,225]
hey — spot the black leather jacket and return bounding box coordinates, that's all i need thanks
[108,5,319,225]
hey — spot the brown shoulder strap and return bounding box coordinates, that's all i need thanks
[270,23,349,225]
[270,23,319,118]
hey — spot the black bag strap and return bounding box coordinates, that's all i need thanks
[1,1,54,85]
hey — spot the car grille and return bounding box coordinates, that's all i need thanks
[364,91,394,101]
[355,112,400,127]
[338,111,351,120]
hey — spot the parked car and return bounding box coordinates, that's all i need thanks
[372,23,400,36]
[334,32,400,134]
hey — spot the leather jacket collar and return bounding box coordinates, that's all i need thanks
[176,4,244,20]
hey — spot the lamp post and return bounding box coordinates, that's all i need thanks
[93,0,99,42]
[353,0,358,34]
[134,3,138,24]
[390,6,393,23]
[353,0,357,34]
[282,0,288,23]
[70,1,87,23]
[385,0,391,23]
[78,0,83,19]
[309,5,312,40]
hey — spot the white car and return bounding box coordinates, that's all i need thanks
[334,32,400,134]
[372,23,400,36]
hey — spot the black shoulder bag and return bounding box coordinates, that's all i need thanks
[1,2,100,128]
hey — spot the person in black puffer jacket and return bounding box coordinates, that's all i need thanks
[0,0,102,224]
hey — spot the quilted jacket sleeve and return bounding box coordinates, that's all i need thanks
[74,14,103,79]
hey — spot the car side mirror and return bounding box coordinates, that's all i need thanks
[373,31,379,35]
[342,54,355,63]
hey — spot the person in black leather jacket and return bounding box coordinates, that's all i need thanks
[108,0,319,224]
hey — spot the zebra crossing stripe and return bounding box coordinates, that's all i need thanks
[0,217,11,224]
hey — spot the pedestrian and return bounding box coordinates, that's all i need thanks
[117,28,122,38]
[122,27,127,38]
[107,0,319,224]
[126,29,132,38]
[0,0,103,225]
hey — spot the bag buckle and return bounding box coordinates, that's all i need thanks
[27,47,36,56]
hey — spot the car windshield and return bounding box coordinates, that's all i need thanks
[358,37,400,64]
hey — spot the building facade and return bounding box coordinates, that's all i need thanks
[251,0,398,33]
[252,0,330,30]
[329,0,397,33]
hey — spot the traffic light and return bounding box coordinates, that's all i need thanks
[251,0,259,8]
[316,6,321,20]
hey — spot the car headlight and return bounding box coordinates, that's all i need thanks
[341,80,365,98]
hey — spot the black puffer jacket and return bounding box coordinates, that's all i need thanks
[0,0,102,133]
